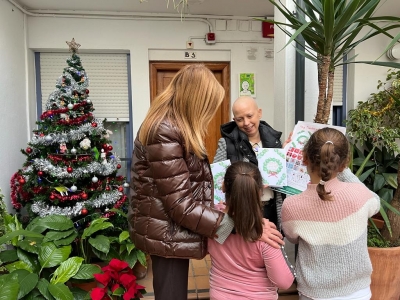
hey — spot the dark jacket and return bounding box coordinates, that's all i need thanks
[220,120,282,165]
[128,119,224,259]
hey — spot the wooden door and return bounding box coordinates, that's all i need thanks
[149,62,230,162]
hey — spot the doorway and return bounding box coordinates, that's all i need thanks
[149,62,230,162]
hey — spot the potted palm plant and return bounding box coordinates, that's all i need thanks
[267,0,400,124]
[347,68,400,299]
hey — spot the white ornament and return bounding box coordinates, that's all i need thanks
[86,99,91,104]
[67,103,74,110]
[71,147,77,155]
[70,185,78,192]
[79,138,91,150]
[92,176,99,183]
[123,182,130,188]
[45,135,53,142]
[101,149,107,164]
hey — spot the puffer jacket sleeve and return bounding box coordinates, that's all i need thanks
[147,123,224,238]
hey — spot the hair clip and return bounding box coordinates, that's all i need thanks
[319,180,326,185]
[325,141,333,145]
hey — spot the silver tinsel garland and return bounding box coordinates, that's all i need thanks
[30,119,106,146]
[45,72,89,110]
[28,156,121,178]
[30,190,122,218]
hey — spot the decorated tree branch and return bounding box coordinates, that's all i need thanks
[10,38,129,227]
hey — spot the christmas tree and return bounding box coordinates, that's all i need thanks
[10,38,128,224]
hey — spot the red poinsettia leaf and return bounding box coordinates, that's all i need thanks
[124,283,146,300]
[109,258,129,272]
[94,273,111,286]
[119,273,136,288]
[111,283,120,292]
[90,287,107,300]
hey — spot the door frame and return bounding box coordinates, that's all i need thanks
[149,61,231,125]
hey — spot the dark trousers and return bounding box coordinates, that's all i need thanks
[151,255,189,300]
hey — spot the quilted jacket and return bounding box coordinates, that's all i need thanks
[128,119,224,259]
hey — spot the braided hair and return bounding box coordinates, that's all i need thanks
[303,128,349,201]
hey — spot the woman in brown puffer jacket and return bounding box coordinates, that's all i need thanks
[129,64,283,300]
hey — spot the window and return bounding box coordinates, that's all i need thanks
[35,52,132,178]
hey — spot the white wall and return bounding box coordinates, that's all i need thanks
[26,16,275,136]
[351,33,395,107]
[0,1,30,211]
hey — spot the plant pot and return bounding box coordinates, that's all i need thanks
[132,261,148,280]
[70,279,98,292]
[368,246,400,300]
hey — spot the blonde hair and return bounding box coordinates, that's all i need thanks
[138,64,225,158]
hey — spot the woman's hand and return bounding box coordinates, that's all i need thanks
[282,132,293,148]
[260,218,284,248]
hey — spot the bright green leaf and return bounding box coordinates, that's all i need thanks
[37,278,55,300]
[38,243,71,269]
[72,264,101,280]
[13,269,38,299]
[17,248,40,273]
[0,273,20,300]
[50,257,84,284]
[119,231,130,243]
[48,283,74,300]
[89,235,110,254]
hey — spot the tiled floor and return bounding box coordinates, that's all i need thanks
[136,255,298,300]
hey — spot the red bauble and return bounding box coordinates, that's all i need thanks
[81,193,88,200]
[67,167,73,173]
[26,147,33,154]
[18,178,26,185]
[85,89,90,94]
[117,164,121,169]
[102,144,108,150]
[118,186,124,192]
[81,208,88,215]
[37,171,44,177]
[107,145,113,151]
[105,186,110,191]
[91,122,97,128]
[49,195,56,200]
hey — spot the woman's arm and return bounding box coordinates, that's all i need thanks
[147,132,223,238]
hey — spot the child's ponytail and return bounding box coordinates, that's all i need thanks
[224,161,263,241]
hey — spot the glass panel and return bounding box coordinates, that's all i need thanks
[104,122,130,180]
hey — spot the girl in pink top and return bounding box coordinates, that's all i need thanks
[208,161,295,300]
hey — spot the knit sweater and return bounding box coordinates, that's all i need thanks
[208,234,295,299]
[281,177,380,299]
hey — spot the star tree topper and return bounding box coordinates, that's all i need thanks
[66,38,81,53]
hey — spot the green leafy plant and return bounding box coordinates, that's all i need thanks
[266,0,400,124]
[74,217,114,264]
[350,142,400,247]
[0,215,101,300]
[347,68,400,246]
[91,210,147,270]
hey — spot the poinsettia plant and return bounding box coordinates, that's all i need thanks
[91,259,146,300]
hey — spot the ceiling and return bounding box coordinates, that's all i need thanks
[14,0,275,17]
[11,0,400,19]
